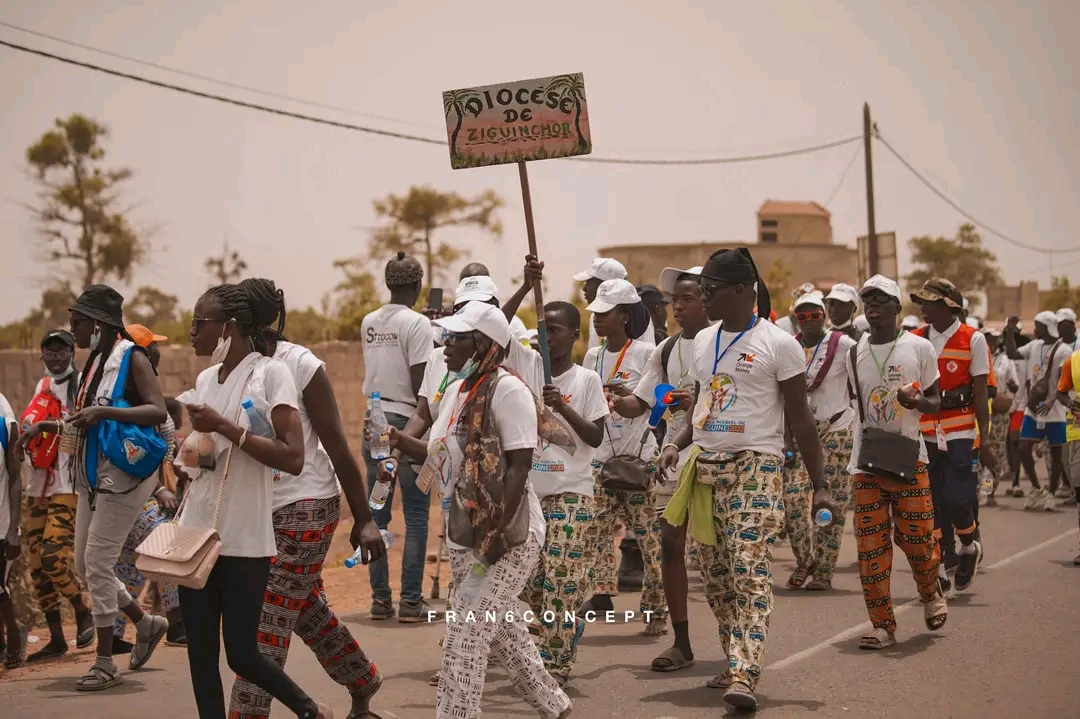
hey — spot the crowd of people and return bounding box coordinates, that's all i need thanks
[0,244,1076,718]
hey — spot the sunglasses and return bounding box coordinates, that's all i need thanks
[699,280,739,300]
[443,331,475,346]
[860,292,896,307]
[795,310,825,322]
[191,316,228,332]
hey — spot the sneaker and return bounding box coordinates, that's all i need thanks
[165,624,187,647]
[398,599,440,623]
[955,541,983,592]
[26,638,68,663]
[1055,487,1072,499]
[937,565,955,599]
[723,681,758,710]
[1012,487,1025,498]
[1044,495,1061,512]
[369,600,395,621]
[1004,487,1015,497]
[1024,488,1046,510]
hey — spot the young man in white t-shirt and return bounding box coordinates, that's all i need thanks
[658,249,835,710]
[360,251,434,621]
[844,275,947,650]
[0,392,25,668]
[613,265,710,673]
[579,279,667,636]
[521,301,608,685]
[782,291,857,592]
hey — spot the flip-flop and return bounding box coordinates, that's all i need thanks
[641,617,668,637]
[75,662,123,691]
[786,566,811,589]
[706,672,733,689]
[924,595,948,631]
[805,577,831,591]
[858,628,896,650]
[650,645,694,672]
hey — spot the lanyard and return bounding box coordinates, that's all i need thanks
[803,334,825,378]
[674,337,691,384]
[712,318,759,375]
[440,372,488,442]
[433,371,452,403]
[597,340,631,384]
[866,331,902,384]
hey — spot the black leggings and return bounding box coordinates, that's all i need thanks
[178,556,318,719]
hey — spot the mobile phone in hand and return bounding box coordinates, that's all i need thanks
[427,288,444,310]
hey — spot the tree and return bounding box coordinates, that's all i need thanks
[0,284,77,349]
[286,307,333,345]
[443,89,480,159]
[330,258,382,341]
[904,224,1002,312]
[127,286,180,327]
[25,114,150,290]
[204,237,248,285]
[546,74,590,151]
[765,259,794,313]
[1043,276,1080,314]
[366,186,503,287]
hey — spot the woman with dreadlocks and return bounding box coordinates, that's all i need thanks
[226,278,387,719]
[177,281,332,719]
[407,301,572,719]
[61,285,170,690]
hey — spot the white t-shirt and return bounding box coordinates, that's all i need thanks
[361,304,433,418]
[634,333,700,493]
[0,393,14,539]
[775,315,797,336]
[992,352,1020,412]
[427,369,545,550]
[530,366,609,499]
[1018,339,1070,423]
[587,316,657,350]
[179,358,299,557]
[271,342,340,511]
[846,332,940,471]
[420,340,545,423]
[689,320,805,457]
[802,331,857,429]
[1011,356,1029,413]
[26,374,77,497]
[583,339,657,462]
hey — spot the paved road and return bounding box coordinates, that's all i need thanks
[5,496,1079,718]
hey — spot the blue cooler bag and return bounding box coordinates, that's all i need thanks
[96,346,167,481]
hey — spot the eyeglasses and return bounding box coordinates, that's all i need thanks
[191,316,227,332]
[699,280,738,301]
[860,292,895,307]
[795,310,825,322]
[444,331,475,346]
[41,350,71,361]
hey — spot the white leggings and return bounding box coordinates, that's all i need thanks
[75,481,155,629]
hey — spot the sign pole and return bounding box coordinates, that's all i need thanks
[517,160,552,384]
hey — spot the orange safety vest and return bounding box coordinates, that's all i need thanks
[918,324,979,436]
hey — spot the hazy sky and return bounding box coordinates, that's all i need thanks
[2,0,1078,324]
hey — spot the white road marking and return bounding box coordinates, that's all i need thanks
[769,527,1078,671]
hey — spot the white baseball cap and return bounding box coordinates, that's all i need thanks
[792,291,825,310]
[826,283,860,306]
[965,317,981,329]
[858,275,902,303]
[434,301,512,348]
[454,275,498,304]
[658,266,703,295]
[586,279,641,313]
[1056,308,1077,324]
[1034,310,1060,338]
[573,258,627,283]
[853,314,870,331]
[901,315,920,329]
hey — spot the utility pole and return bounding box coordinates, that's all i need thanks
[863,102,878,276]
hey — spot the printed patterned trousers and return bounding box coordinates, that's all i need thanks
[988,413,1011,489]
[113,497,178,638]
[590,463,667,619]
[230,496,381,718]
[438,536,570,719]
[520,492,595,679]
[695,451,785,691]
[853,469,942,634]
[783,424,855,581]
[25,494,85,616]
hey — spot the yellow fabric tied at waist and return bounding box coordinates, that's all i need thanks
[660,445,717,547]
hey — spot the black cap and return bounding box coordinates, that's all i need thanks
[637,284,670,304]
[700,247,771,319]
[70,285,125,327]
[41,329,75,348]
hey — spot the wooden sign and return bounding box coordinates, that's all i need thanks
[442,73,592,169]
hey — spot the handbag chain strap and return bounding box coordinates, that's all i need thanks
[172,371,254,531]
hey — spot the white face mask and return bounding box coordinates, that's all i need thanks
[211,323,232,364]
[454,354,480,382]
[47,366,75,381]
[89,324,101,351]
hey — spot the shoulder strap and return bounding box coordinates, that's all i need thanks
[111,346,135,402]
[806,331,844,393]
[41,376,52,393]
[849,341,866,424]
[659,333,681,382]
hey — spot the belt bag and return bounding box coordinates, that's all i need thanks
[599,425,653,492]
[98,347,168,481]
[135,373,250,590]
[939,386,973,411]
[849,344,921,485]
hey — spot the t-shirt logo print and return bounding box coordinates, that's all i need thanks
[706,374,738,413]
[868,386,898,424]
[735,352,756,375]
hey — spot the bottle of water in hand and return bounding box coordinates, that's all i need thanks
[814,507,833,527]
[454,559,491,607]
[242,398,274,437]
[368,393,392,460]
[369,458,396,510]
[344,530,394,568]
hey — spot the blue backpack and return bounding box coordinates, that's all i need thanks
[0,418,8,452]
[85,347,168,488]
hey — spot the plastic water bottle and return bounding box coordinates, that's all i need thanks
[368,393,392,460]
[368,458,395,510]
[241,398,274,437]
[814,508,833,527]
[343,530,394,568]
[454,560,490,607]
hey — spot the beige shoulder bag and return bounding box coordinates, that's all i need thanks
[135,382,249,590]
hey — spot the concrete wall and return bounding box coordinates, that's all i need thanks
[758,214,832,245]
[0,342,369,457]
[985,282,1052,322]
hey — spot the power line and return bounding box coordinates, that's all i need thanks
[874,130,1079,255]
[0,37,861,166]
[825,143,861,207]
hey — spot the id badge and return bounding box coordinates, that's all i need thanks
[607,421,625,442]
[416,439,450,494]
[935,423,948,452]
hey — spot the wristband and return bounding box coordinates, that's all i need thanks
[661,442,680,454]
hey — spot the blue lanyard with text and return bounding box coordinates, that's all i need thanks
[804,335,825,378]
[713,317,759,375]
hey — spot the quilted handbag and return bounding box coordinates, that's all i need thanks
[135,384,247,590]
